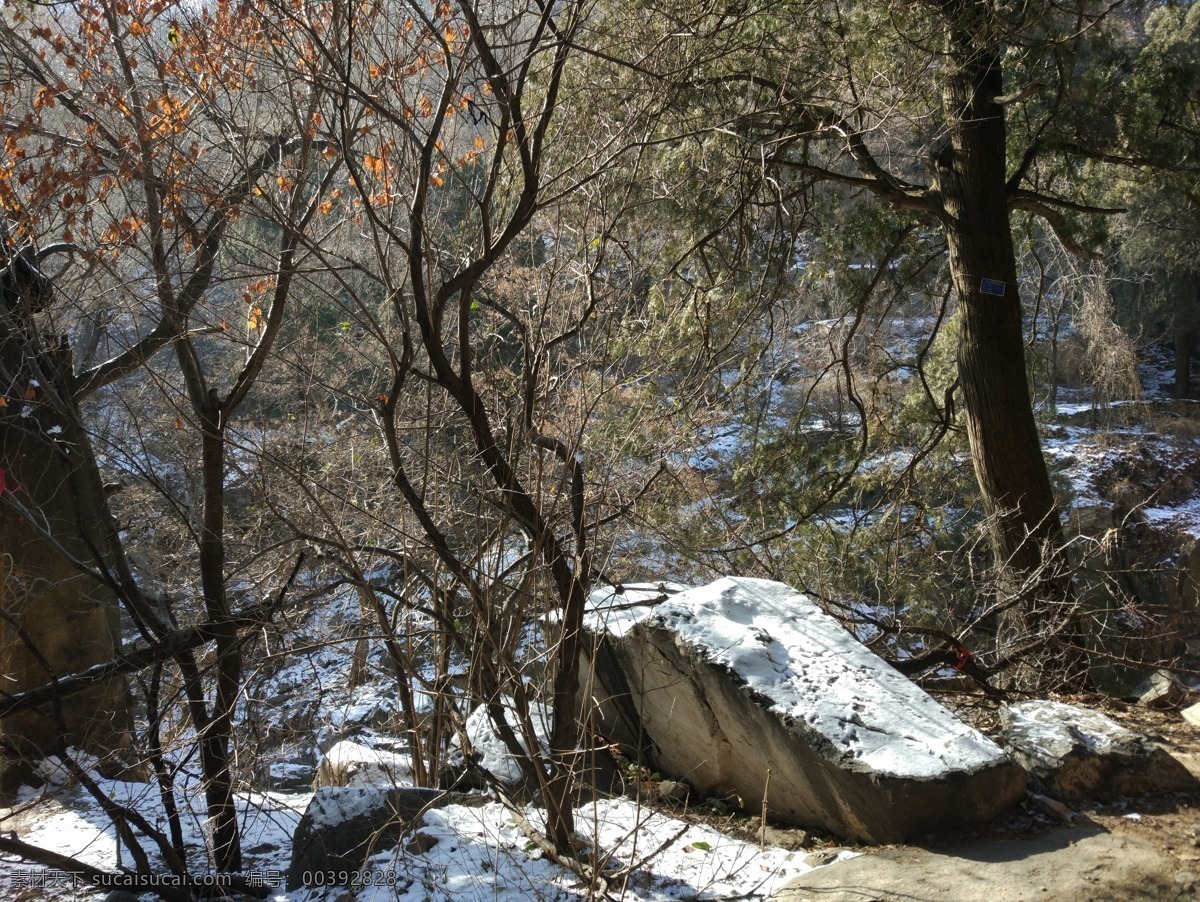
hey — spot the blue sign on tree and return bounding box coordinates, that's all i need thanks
[979,278,1006,297]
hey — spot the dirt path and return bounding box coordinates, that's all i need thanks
[771,698,1200,901]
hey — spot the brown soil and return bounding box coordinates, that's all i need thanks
[1000,696,1200,897]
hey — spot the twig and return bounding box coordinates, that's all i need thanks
[494,788,616,899]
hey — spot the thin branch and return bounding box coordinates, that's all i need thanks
[74,137,333,398]
[1008,192,1113,261]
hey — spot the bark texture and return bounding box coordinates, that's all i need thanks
[1175,324,1194,399]
[0,287,130,789]
[933,9,1081,687]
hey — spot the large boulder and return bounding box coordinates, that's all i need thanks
[314,740,414,789]
[580,577,1025,844]
[997,699,1198,800]
[286,786,485,889]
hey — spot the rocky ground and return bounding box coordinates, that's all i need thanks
[648,695,1200,900]
[914,697,1200,901]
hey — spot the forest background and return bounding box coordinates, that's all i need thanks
[0,0,1198,883]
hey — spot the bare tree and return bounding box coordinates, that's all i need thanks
[257,0,676,852]
[0,0,340,871]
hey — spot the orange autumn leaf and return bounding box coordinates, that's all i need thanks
[363,153,385,177]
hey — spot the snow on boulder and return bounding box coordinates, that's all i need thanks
[998,700,1198,801]
[441,699,553,797]
[579,576,1025,844]
[1185,700,1200,728]
[462,700,552,786]
[314,739,414,789]
[445,699,623,801]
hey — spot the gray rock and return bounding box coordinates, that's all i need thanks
[1183,700,1200,727]
[1027,792,1074,822]
[803,848,843,867]
[756,824,811,850]
[266,760,316,791]
[580,577,1025,844]
[998,699,1197,800]
[286,786,485,889]
[655,779,691,804]
[314,740,413,789]
[771,827,1178,901]
[1128,668,1194,709]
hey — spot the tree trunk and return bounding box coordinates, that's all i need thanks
[1175,325,1194,399]
[189,397,242,873]
[934,12,1084,689]
[0,271,131,790]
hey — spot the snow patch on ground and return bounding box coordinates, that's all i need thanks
[353,797,827,901]
[1143,498,1200,539]
[1,768,307,897]
[1,769,830,901]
